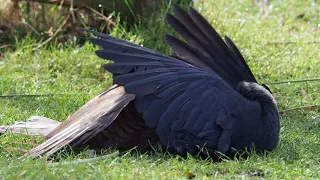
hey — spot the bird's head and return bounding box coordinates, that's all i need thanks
[230,81,280,154]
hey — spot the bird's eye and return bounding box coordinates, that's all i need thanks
[262,84,272,94]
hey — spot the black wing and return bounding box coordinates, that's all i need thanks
[165,5,257,87]
[88,31,258,156]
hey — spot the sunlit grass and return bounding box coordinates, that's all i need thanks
[0,0,319,179]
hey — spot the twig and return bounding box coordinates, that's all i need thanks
[279,105,319,114]
[33,13,71,50]
[264,78,320,85]
[20,19,41,36]
[47,151,119,167]
[70,0,76,23]
[85,5,115,26]
[0,93,73,98]
[59,0,65,10]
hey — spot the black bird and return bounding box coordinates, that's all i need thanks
[27,5,280,159]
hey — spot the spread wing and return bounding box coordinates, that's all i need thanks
[26,85,136,157]
[89,31,250,157]
[164,5,257,87]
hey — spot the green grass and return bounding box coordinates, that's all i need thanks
[1,0,320,179]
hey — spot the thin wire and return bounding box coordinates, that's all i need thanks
[263,78,320,85]
[0,94,75,98]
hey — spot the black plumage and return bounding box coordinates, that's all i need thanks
[27,5,280,159]
[92,5,280,157]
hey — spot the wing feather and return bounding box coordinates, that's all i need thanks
[26,85,135,157]
[165,5,257,86]
[89,30,248,155]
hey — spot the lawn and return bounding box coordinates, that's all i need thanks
[0,0,320,179]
